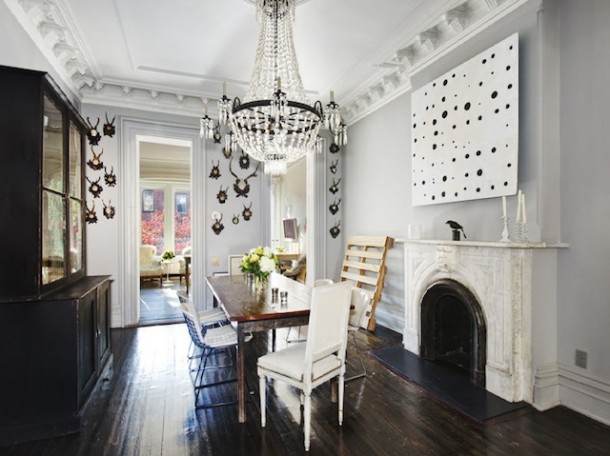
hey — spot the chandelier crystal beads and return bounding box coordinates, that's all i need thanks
[215,0,345,175]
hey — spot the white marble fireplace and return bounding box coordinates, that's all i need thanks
[403,239,562,405]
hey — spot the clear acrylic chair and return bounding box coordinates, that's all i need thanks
[345,288,372,382]
[258,282,352,451]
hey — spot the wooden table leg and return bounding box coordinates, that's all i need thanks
[237,324,246,423]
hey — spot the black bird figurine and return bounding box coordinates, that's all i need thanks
[446,220,467,240]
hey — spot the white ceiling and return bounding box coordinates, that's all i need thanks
[7,0,522,122]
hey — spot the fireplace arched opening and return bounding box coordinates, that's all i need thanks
[420,279,487,386]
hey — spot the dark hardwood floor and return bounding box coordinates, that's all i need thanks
[139,279,184,325]
[2,324,609,455]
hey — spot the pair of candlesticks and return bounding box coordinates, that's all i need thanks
[500,216,529,243]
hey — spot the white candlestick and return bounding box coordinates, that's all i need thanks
[502,196,507,218]
[521,192,527,224]
[516,190,522,223]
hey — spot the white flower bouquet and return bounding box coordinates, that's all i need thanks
[239,246,279,283]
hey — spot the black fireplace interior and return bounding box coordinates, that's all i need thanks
[421,279,486,386]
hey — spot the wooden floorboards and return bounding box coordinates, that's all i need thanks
[2,324,609,455]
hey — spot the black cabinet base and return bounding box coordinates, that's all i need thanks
[0,277,112,445]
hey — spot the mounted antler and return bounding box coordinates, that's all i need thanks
[242,202,253,221]
[330,159,339,174]
[216,185,228,204]
[85,201,98,224]
[86,176,103,198]
[211,213,224,235]
[238,151,250,169]
[87,146,104,170]
[209,160,221,179]
[86,117,102,145]
[329,178,341,194]
[104,166,117,186]
[102,199,116,219]
[229,158,261,198]
[330,220,341,238]
[329,198,341,215]
[103,113,116,137]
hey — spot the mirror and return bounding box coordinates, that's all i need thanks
[270,158,307,270]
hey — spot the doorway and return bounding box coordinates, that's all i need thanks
[139,139,191,325]
[119,119,206,328]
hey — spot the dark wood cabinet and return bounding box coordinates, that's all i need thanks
[0,66,112,445]
[0,276,112,445]
[0,65,86,300]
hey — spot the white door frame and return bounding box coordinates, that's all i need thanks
[119,118,205,327]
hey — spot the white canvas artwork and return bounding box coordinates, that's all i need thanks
[411,33,519,206]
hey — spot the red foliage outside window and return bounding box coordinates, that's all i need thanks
[141,209,164,252]
[175,209,191,254]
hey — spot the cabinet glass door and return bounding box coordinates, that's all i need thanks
[42,93,66,285]
[42,95,64,192]
[68,121,83,274]
[69,121,82,198]
[42,191,66,284]
[70,199,83,273]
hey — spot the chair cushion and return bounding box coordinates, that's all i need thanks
[140,266,163,277]
[204,325,237,348]
[198,308,227,326]
[258,343,341,382]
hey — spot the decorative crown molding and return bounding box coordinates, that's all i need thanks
[342,0,538,125]
[6,0,539,122]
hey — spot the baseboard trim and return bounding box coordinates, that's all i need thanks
[533,362,560,410]
[557,364,610,426]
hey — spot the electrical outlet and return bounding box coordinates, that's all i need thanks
[575,349,587,369]
[211,257,220,266]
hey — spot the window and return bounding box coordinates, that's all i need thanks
[140,187,190,255]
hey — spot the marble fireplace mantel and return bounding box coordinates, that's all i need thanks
[402,239,567,404]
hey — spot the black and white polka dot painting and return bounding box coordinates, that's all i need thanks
[411,33,519,206]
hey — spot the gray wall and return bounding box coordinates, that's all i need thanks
[557,0,610,418]
[342,0,610,424]
[344,2,549,331]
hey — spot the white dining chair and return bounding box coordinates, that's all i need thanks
[257,282,352,451]
[285,278,335,343]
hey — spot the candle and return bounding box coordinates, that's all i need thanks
[222,81,227,96]
[330,90,335,102]
[502,196,507,218]
[276,77,282,91]
[521,193,527,223]
[516,190,522,222]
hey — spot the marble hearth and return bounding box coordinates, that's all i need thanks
[403,239,563,405]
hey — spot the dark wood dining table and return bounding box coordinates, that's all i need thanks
[205,272,312,423]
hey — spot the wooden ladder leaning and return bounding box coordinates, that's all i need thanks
[339,235,394,331]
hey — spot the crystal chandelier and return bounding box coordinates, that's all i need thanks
[216,0,346,175]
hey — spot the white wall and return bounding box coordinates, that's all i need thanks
[81,103,265,326]
[557,0,610,424]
